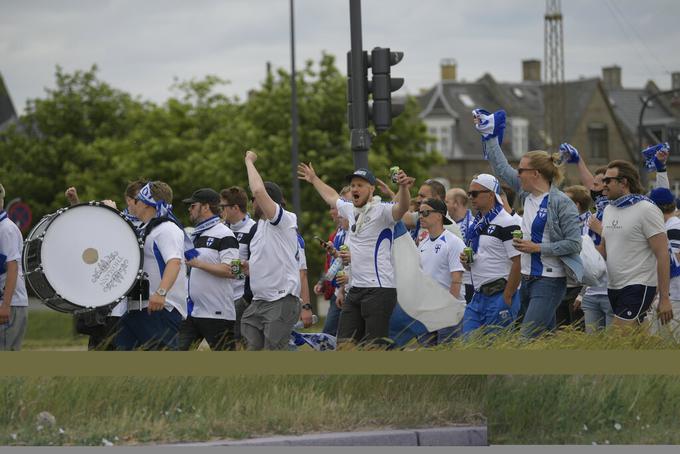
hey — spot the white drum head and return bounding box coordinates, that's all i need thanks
[41,205,141,308]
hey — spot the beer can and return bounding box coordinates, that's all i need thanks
[463,247,474,264]
[230,259,241,276]
[512,230,524,240]
[390,166,401,183]
[336,270,345,279]
[339,245,349,252]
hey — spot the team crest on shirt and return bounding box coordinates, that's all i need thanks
[434,244,442,253]
[236,233,244,241]
[487,225,496,235]
[206,237,215,247]
[538,208,548,219]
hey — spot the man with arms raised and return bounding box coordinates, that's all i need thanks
[298,164,411,346]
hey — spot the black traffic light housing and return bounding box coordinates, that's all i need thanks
[347,47,405,134]
[369,47,405,133]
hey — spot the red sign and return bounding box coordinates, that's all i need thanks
[7,200,33,234]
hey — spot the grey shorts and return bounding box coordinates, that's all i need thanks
[241,294,300,351]
[0,306,28,351]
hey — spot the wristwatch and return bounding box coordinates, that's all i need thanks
[301,303,312,311]
[155,288,168,297]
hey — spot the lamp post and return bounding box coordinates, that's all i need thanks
[290,0,302,222]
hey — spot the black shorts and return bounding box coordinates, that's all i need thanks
[608,285,657,322]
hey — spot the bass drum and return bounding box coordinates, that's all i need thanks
[23,202,143,313]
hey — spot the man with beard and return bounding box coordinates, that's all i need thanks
[298,163,411,347]
[241,151,312,350]
[179,188,240,350]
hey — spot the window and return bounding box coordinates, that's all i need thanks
[458,94,475,108]
[510,117,529,158]
[424,118,456,158]
[588,123,608,160]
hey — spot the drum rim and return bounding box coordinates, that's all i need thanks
[22,201,145,312]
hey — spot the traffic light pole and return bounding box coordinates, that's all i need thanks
[349,0,370,169]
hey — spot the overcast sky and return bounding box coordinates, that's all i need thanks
[2,0,679,114]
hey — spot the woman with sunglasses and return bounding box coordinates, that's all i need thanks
[473,109,583,338]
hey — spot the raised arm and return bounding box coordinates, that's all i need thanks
[297,162,340,207]
[246,150,278,221]
[482,137,522,194]
[391,169,412,221]
[654,149,670,189]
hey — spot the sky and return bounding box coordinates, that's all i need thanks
[2,0,680,114]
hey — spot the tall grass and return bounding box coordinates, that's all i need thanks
[486,375,680,444]
[0,376,485,446]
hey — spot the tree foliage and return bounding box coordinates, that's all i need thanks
[0,54,440,283]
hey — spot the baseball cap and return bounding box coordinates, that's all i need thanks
[471,173,504,205]
[649,187,675,206]
[421,198,453,225]
[346,168,376,185]
[182,188,221,205]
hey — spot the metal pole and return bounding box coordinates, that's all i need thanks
[637,88,680,188]
[349,0,370,169]
[289,0,302,222]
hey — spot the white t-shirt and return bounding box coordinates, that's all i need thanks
[418,230,466,296]
[249,204,301,301]
[139,221,188,318]
[227,214,257,300]
[602,200,666,289]
[188,222,240,320]
[520,193,565,278]
[0,216,28,307]
[666,216,680,300]
[470,210,521,290]
[455,210,474,286]
[337,198,397,288]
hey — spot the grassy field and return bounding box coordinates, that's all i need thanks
[486,375,680,445]
[0,376,485,446]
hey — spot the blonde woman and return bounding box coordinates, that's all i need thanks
[473,109,582,338]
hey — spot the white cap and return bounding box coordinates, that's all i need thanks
[471,173,504,205]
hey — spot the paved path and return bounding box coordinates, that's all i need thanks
[159,426,488,447]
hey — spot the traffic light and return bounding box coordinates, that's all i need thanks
[346,50,369,130]
[369,47,404,133]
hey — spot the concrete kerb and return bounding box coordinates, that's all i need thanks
[159,426,488,447]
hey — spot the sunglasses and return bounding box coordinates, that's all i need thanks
[467,190,491,198]
[602,176,624,185]
[418,209,435,217]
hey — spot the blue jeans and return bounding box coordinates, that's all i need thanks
[463,290,520,335]
[116,308,183,350]
[519,276,567,338]
[323,294,341,336]
[581,293,613,333]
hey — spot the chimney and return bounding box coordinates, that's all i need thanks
[673,72,680,91]
[440,58,457,82]
[602,65,622,90]
[522,59,541,82]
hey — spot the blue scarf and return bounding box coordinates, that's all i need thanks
[191,215,222,241]
[670,248,680,279]
[0,210,7,223]
[473,109,506,158]
[467,203,503,253]
[578,211,592,236]
[642,143,670,172]
[122,208,143,229]
[456,210,473,244]
[529,194,550,277]
[136,183,198,261]
[610,194,652,209]
[588,196,609,245]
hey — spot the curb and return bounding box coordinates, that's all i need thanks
[160,426,487,447]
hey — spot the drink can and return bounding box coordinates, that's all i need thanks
[230,259,241,276]
[463,247,474,264]
[336,270,345,279]
[512,230,524,240]
[339,245,349,252]
[390,166,401,183]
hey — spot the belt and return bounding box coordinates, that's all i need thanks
[478,278,507,297]
[521,274,541,282]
